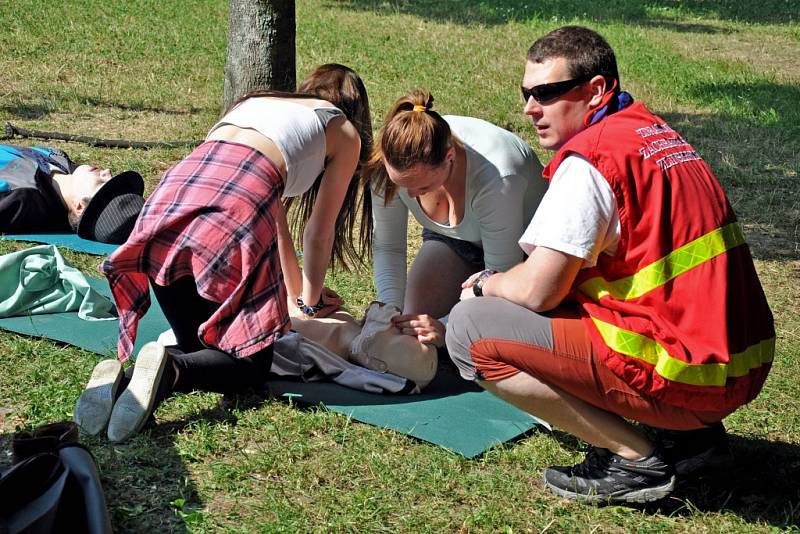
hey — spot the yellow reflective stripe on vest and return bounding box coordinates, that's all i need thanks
[591,317,774,386]
[580,222,746,301]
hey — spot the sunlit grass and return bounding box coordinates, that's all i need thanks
[0,0,798,531]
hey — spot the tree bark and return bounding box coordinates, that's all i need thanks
[223,0,296,110]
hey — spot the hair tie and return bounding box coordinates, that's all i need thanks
[412,105,427,112]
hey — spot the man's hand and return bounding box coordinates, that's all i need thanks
[461,270,485,289]
[459,270,492,301]
[391,313,446,347]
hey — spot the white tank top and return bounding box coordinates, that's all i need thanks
[209,98,343,197]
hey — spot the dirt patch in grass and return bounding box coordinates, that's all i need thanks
[0,405,26,433]
[0,404,27,467]
[663,23,800,82]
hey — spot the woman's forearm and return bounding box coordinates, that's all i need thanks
[276,205,303,300]
[300,228,334,306]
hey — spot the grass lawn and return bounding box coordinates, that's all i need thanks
[1,0,799,531]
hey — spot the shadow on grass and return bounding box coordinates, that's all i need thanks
[93,434,197,533]
[147,392,800,529]
[644,435,800,528]
[527,429,800,528]
[656,80,800,261]
[0,102,52,120]
[78,96,206,116]
[331,0,799,26]
[0,93,209,121]
[683,80,800,141]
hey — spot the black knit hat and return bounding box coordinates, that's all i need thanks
[77,171,145,244]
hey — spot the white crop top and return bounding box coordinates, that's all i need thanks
[209,98,344,197]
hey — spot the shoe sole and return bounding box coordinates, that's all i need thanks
[544,474,676,504]
[107,342,167,443]
[73,359,123,435]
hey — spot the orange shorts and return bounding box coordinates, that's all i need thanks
[446,298,731,430]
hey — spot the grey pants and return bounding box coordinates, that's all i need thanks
[446,297,555,381]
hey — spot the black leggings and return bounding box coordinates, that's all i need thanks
[150,276,274,394]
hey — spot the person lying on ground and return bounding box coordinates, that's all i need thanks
[0,143,144,243]
[446,25,774,504]
[363,91,546,347]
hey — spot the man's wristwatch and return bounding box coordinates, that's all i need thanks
[472,269,498,297]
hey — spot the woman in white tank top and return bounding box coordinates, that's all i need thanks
[83,65,373,443]
[208,64,373,320]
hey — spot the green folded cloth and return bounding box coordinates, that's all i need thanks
[0,244,115,321]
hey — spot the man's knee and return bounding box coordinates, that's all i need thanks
[446,299,484,350]
[446,298,491,380]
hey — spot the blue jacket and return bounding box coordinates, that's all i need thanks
[0,144,74,233]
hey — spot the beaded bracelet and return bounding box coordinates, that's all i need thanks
[296,296,325,317]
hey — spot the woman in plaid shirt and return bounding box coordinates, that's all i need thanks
[74,64,373,442]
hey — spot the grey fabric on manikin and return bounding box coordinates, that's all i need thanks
[271,331,418,394]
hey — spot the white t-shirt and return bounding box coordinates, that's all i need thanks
[372,115,547,308]
[519,155,620,267]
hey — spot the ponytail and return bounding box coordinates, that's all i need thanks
[363,91,451,203]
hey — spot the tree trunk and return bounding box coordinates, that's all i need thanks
[223,0,296,110]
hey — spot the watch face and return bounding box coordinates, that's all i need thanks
[472,270,497,297]
[473,281,482,297]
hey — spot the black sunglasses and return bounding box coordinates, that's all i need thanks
[521,75,593,104]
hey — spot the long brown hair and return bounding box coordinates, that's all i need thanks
[360,91,453,250]
[233,64,373,271]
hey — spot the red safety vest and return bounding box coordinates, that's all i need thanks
[543,102,774,411]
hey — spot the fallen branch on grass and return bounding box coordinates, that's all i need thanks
[1,122,201,149]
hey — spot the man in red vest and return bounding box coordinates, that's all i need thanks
[446,25,774,503]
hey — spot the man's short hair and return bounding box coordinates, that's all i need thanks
[527,26,619,85]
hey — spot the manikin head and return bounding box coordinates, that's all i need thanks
[350,302,438,390]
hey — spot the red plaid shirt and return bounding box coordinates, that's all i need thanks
[101,141,289,361]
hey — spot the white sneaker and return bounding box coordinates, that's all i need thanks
[73,359,123,435]
[157,328,177,347]
[107,342,168,443]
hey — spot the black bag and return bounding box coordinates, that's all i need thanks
[0,422,112,534]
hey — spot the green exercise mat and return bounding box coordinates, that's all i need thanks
[2,234,118,256]
[0,276,544,456]
[269,365,544,458]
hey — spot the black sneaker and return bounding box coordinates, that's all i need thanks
[644,422,733,477]
[543,447,676,504]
